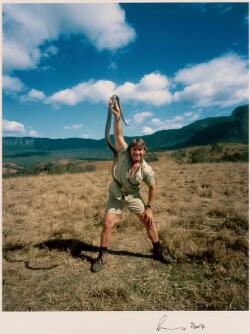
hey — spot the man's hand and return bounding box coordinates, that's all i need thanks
[142,207,153,226]
[109,97,121,121]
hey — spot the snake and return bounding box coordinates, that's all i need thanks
[105,95,128,184]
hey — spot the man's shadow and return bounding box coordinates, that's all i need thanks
[34,239,152,264]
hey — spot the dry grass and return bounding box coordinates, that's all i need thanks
[2,154,248,311]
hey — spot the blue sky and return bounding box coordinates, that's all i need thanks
[2,2,249,139]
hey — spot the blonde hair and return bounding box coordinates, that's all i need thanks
[128,138,147,152]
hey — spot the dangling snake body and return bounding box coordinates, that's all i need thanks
[105,95,127,184]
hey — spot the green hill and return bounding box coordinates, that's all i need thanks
[141,104,248,150]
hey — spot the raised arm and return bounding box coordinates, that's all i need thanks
[109,97,127,151]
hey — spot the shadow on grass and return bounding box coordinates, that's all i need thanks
[34,239,152,264]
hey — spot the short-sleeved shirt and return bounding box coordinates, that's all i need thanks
[109,146,155,200]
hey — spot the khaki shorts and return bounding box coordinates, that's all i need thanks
[105,192,146,215]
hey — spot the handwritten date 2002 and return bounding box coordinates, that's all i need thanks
[157,315,206,332]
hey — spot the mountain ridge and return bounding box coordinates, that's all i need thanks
[3,104,248,155]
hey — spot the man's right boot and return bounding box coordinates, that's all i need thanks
[91,247,107,273]
[91,257,106,273]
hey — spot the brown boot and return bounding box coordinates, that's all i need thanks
[91,257,106,273]
[153,242,175,264]
[91,247,108,273]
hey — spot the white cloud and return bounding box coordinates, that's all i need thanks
[3,3,136,72]
[3,36,41,73]
[116,72,172,106]
[46,80,116,105]
[142,127,154,135]
[173,53,249,108]
[3,119,40,137]
[64,124,83,130]
[143,117,183,134]
[155,119,183,130]
[3,120,26,135]
[46,72,172,107]
[132,112,154,124]
[140,72,168,90]
[151,118,161,126]
[173,115,184,122]
[28,89,46,100]
[3,75,25,93]
[28,130,40,137]
[142,117,183,135]
[184,111,194,117]
[145,110,201,134]
[21,88,46,102]
[184,111,200,121]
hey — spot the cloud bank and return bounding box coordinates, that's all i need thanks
[115,73,172,106]
[173,53,248,108]
[3,3,248,111]
[20,89,46,102]
[3,75,25,93]
[3,120,40,137]
[131,112,154,124]
[46,72,171,107]
[44,54,248,110]
[3,3,136,73]
[3,53,248,112]
[142,111,200,135]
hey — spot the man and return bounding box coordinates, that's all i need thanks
[91,97,173,273]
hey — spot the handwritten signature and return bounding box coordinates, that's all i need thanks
[157,315,206,332]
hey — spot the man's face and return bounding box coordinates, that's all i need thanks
[130,145,145,163]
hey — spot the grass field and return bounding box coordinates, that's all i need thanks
[2,150,248,311]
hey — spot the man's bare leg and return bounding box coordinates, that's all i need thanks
[91,212,120,272]
[100,212,121,248]
[137,213,159,243]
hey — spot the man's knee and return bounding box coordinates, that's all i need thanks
[103,218,113,230]
[103,213,118,230]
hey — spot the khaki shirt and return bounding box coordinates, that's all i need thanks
[109,146,155,200]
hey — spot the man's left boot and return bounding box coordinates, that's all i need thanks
[152,241,175,264]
